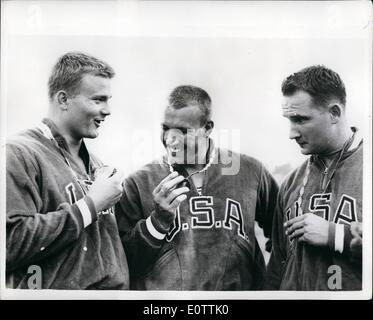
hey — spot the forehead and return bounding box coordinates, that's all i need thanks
[164,104,204,128]
[78,74,111,96]
[282,90,318,117]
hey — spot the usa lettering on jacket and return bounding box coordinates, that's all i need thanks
[286,193,357,224]
[166,196,246,242]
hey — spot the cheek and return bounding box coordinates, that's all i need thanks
[82,107,98,122]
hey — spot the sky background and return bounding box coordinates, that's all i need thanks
[1,1,371,182]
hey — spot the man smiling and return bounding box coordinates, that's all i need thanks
[116,85,278,290]
[265,65,363,290]
[6,52,129,289]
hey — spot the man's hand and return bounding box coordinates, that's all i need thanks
[350,221,362,259]
[88,168,125,213]
[152,171,190,228]
[284,213,329,246]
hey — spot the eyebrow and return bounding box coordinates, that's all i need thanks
[162,124,191,132]
[285,114,310,122]
[92,95,111,101]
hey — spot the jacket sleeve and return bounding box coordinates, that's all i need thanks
[115,175,167,281]
[327,221,362,264]
[263,185,288,290]
[255,164,279,251]
[6,144,97,273]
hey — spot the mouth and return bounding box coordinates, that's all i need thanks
[297,141,307,147]
[94,119,104,128]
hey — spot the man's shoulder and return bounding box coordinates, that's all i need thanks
[279,159,309,191]
[7,128,42,153]
[125,158,168,182]
[217,148,265,170]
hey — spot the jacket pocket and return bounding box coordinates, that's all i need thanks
[220,236,263,290]
[279,246,298,290]
[136,246,182,290]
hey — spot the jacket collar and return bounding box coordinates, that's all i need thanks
[310,127,362,165]
[39,118,91,172]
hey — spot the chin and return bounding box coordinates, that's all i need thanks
[299,147,311,155]
[86,130,99,139]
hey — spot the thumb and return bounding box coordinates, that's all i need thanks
[111,169,126,184]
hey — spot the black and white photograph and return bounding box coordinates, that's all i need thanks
[0,0,371,302]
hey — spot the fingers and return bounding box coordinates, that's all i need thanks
[350,222,362,238]
[114,193,123,204]
[285,220,304,236]
[153,171,179,194]
[94,165,115,179]
[288,227,305,241]
[156,175,185,196]
[284,214,304,228]
[153,172,189,212]
[166,186,190,204]
[298,235,306,243]
[350,237,362,247]
[109,169,126,184]
[284,215,305,241]
[169,194,188,209]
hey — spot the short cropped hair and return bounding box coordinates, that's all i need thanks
[168,85,212,125]
[48,52,115,100]
[281,65,346,107]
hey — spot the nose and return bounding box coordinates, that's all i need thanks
[289,122,301,140]
[100,103,111,117]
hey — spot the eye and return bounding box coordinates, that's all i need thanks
[93,97,107,103]
[291,116,309,124]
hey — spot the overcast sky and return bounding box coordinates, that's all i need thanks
[1,1,371,179]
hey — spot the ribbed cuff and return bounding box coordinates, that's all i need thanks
[335,224,344,253]
[328,222,348,254]
[139,219,165,248]
[73,196,98,228]
[146,216,166,240]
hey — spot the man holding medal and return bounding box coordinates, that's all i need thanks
[265,65,363,290]
[6,52,129,289]
[116,85,278,290]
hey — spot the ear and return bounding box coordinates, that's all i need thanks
[160,129,167,147]
[204,121,214,137]
[56,91,69,110]
[328,103,342,124]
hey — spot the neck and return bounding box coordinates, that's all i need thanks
[48,113,82,157]
[320,125,353,166]
[183,147,209,174]
[65,137,82,157]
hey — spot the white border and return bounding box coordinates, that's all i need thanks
[1,0,372,300]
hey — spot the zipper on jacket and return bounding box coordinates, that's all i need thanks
[319,158,329,190]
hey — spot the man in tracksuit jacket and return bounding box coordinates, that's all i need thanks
[6,52,129,289]
[116,85,278,290]
[265,65,363,290]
